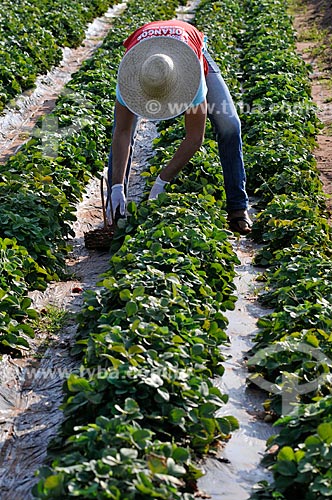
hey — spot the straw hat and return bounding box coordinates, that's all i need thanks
[117,36,202,120]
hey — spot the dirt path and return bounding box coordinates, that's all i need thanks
[292,0,332,216]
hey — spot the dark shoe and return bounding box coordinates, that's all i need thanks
[228,211,252,235]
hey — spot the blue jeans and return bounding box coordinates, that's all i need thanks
[108,52,248,211]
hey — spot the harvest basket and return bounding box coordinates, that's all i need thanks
[84,176,115,251]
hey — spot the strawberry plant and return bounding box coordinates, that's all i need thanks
[0,0,119,111]
[251,194,332,265]
[0,238,40,350]
[233,0,332,497]
[252,404,332,499]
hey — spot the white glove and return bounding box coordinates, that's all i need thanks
[111,184,126,216]
[148,174,169,200]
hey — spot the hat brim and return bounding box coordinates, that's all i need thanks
[118,36,202,120]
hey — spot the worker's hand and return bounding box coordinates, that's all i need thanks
[111,184,126,218]
[148,174,169,200]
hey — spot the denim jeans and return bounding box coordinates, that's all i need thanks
[204,52,248,211]
[108,52,249,211]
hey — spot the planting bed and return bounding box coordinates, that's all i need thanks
[0,0,332,498]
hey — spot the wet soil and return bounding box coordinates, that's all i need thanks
[1,0,332,498]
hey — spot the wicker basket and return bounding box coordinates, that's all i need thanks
[84,177,115,251]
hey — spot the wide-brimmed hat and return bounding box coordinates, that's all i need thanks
[117,36,202,120]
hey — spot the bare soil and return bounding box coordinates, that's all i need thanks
[293,0,332,215]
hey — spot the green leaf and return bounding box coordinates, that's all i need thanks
[277,446,296,461]
[222,415,239,431]
[21,324,35,337]
[191,343,205,355]
[133,286,145,298]
[128,344,145,355]
[317,423,332,444]
[126,300,138,316]
[295,450,306,463]
[147,455,167,474]
[199,403,216,418]
[44,474,63,492]
[275,460,297,476]
[169,408,186,424]
[67,374,91,393]
[172,447,190,463]
[119,289,131,301]
[172,335,185,343]
[305,435,322,447]
[132,429,153,449]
